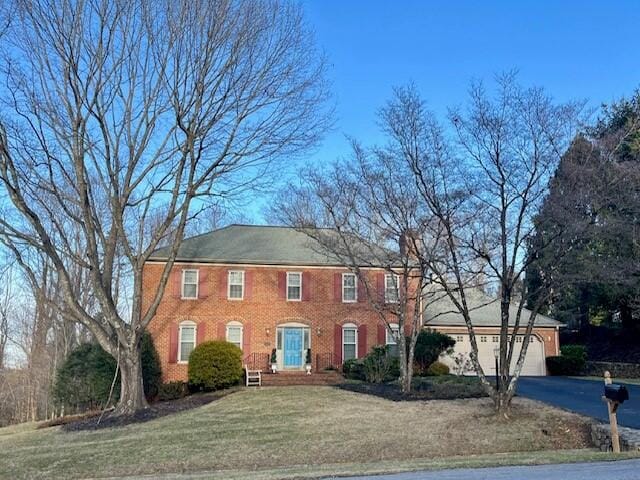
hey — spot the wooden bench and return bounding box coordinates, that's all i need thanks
[245,366,262,387]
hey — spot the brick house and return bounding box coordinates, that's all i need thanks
[144,224,561,382]
[144,225,406,382]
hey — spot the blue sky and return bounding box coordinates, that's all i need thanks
[300,0,640,162]
[252,1,640,221]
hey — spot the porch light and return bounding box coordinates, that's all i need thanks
[316,327,322,336]
[265,327,270,336]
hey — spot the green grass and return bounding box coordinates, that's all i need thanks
[0,386,625,479]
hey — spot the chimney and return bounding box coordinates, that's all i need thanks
[399,229,420,259]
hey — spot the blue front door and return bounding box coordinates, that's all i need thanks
[283,328,303,368]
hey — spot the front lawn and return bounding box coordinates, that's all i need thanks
[0,386,602,479]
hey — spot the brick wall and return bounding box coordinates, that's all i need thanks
[143,262,405,382]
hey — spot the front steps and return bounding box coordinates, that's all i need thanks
[260,370,344,386]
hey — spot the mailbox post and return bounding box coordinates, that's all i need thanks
[602,371,629,453]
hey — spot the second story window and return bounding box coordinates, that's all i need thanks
[342,273,357,302]
[384,274,399,303]
[182,269,199,299]
[287,272,302,301]
[228,271,244,300]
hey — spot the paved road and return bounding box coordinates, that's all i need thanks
[516,376,640,428]
[339,459,640,480]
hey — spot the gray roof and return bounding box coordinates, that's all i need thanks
[149,224,395,267]
[424,289,563,328]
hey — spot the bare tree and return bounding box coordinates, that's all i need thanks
[384,77,583,414]
[282,76,583,413]
[0,0,330,414]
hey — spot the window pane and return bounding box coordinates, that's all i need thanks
[229,271,243,284]
[277,328,283,349]
[386,327,398,345]
[181,326,195,342]
[229,284,243,299]
[343,274,355,287]
[183,284,197,298]
[343,328,356,344]
[343,344,356,361]
[303,329,310,350]
[288,286,301,300]
[180,342,194,361]
[184,270,198,283]
[227,326,242,344]
[343,287,356,301]
[288,273,301,287]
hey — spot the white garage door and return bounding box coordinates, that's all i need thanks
[441,334,546,376]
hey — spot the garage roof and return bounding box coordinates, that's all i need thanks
[423,289,563,328]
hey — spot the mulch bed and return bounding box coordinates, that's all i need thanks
[337,378,488,401]
[55,389,238,432]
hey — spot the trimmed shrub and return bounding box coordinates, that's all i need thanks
[141,332,162,399]
[414,330,456,372]
[426,361,450,376]
[158,381,188,401]
[342,358,366,381]
[561,344,587,361]
[363,345,400,383]
[546,355,585,375]
[188,341,243,390]
[53,332,162,413]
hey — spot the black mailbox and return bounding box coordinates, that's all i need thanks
[604,384,629,404]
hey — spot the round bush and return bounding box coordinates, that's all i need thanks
[426,361,450,376]
[188,341,243,390]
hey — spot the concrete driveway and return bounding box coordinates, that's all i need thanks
[516,376,640,428]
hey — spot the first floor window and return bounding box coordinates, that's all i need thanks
[342,273,357,302]
[179,322,196,362]
[228,271,244,300]
[287,272,302,301]
[386,323,400,356]
[226,322,243,349]
[384,274,399,303]
[182,269,198,299]
[343,324,357,361]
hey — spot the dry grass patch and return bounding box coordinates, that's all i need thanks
[0,386,592,479]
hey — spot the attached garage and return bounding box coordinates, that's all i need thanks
[444,332,546,376]
[424,290,562,377]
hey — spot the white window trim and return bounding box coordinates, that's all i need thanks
[226,321,243,350]
[384,274,400,304]
[342,323,358,361]
[386,323,399,345]
[342,273,357,303]
[286,271,302,301]
[177,321,197,364]
[181,269,199,300]
[227,270,245,300]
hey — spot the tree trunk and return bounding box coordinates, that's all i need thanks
[114,346,148,415]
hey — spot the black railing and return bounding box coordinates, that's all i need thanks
[243,352,270,371]
[315,352,337,371]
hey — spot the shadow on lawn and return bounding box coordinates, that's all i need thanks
[337,376,489,401]
[50,388,239,432]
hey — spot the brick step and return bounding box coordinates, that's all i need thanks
[261,372,344,386]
